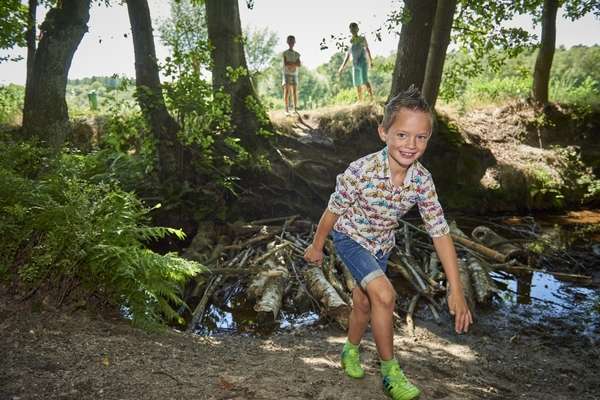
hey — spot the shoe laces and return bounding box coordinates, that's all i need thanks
[386,365,408,382]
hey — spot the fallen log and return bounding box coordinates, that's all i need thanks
[248,273,269,301]
[304,266,351,329]
[335,256,356,293]
[323,241,353,307]
[466,254,500,304]
[254,244,290,324]
[450,234,509,263]
[471,225,528,262]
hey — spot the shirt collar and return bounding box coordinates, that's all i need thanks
[381,147,416,186]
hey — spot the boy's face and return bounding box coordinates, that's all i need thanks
[378,109,431,170]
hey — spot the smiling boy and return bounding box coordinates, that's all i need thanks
[304,86,472,400]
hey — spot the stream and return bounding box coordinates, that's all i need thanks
[178,210,600,339]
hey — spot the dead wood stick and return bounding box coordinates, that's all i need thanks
[450,233,508,263]
[398,251,445,292]
[406,293,420,336]
[428,252,445,281]
[249,241,293,265]
[221,229,281,251]
[426,298,442,324]
[489,263,592,284]
[199,267,283,276]
[250,215,299,225]
[187,247,252,331]
[387,260,441,312]
[284,232,310,247]
[187,275,223,332]
[403,259,428,291]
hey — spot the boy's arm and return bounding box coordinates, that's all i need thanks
[432,234,473,333]
[284,54,301,68]
[338,52,351,74]
[365,44,374,69]
[303,209,340,266]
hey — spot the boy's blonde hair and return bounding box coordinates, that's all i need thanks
[381,86,434,133]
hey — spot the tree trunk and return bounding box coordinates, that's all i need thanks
[21,1,91,156]
[422,0,457,108]
[126,0,189,184]
[532,0,559,105]
[205,0,263,140]
[23,0,37,125]
[389,0,437,99]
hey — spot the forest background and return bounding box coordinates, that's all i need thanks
[0,0,600,333]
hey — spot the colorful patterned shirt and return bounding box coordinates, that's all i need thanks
[327,147,449,256]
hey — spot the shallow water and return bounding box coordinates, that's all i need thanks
[182,210,600,337]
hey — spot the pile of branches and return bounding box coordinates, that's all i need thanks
[181,214,592,335]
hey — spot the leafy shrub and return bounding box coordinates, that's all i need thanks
[0,139,205,331]
[0,84,24,125]
[550,76,600,105]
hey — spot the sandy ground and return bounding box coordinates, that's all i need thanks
[2,283,599,400]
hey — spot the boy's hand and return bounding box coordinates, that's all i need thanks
[448,292,473,334]
[303,244,323,267]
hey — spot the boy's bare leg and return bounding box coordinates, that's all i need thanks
[356,85,363,101]
[284,84,290,111]
[347,286,371,345]
[365,83,373,99]
[292,85,298,111]
[363,276,396,361]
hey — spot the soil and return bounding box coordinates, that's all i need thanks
[2,104,600,400]
[2,284,600,400]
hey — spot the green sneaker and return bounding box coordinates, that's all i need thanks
[340,348,364,379]
[382,365,420,400]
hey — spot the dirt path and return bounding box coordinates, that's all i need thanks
[2,288,599,400]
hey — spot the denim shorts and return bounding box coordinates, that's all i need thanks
[332,230,389,290]
[282,73,298,85]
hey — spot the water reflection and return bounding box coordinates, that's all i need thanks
[189,290,320,336]
[181,211,600,337]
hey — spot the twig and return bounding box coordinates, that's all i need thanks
[406,293,420,336]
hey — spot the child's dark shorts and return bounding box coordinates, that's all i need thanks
[332,230,390,290]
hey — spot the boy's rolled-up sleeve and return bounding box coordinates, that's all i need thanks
[417,176,449,238]
[327,168,357,216]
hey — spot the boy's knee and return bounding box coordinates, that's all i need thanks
[376,290,396,310]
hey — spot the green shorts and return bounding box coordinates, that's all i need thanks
[352,64,369,87]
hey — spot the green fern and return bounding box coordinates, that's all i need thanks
[0,140,206,331]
